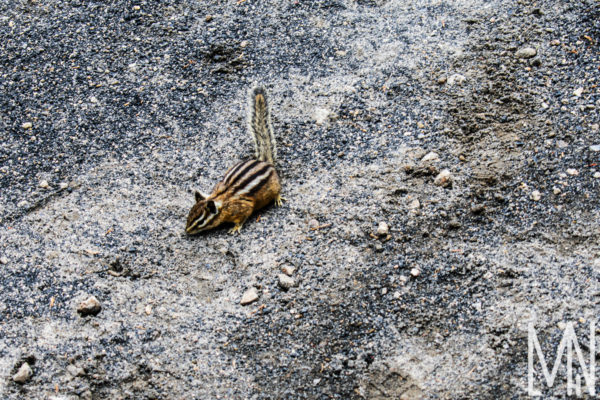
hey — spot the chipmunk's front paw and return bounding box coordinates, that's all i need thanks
[229,224,243,234]
[275,195,286,207]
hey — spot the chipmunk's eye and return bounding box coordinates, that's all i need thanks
[206,200,217,214]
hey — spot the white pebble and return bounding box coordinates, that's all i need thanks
[313,108,331,125]
[12,362,32,383]
[0,256,7,265]
[21,122,32,129]
[594,172,600,179]
[515,47,537,59]
[447,74,466,86]
[39,180,49,189]
[553,187,561,195]
[530,190,541,201]
[410,268,421,277]
[566,168,579,176]
[421,151,440,163]
[77,296,101,316]
[278,274,296,290]
[573,87,583,97]
[408,199,420,209]
[376,221,389,236]
[281,265,295,276]
[59,182,69,189]
[240,288,259,305]
[434,169,452,187]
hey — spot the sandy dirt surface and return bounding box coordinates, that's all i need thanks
[1,0,599,398]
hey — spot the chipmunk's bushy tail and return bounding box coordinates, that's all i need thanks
[248,86,276,164]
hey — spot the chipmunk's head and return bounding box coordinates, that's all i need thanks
[185,191,222,235]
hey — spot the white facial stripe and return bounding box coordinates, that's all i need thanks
[196,212,215,229]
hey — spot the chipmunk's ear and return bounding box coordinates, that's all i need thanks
[206,200,218,214]
[195,191,207,202]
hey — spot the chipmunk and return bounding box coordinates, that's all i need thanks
[185,86,282,235]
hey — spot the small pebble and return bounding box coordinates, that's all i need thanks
[314,108,331,125]
[594,172,600,179]
[421,151,440,163]
[437,76,447,85]
[39,180,49,189]
[13,362,32,383]
[589,145,600,152]
[205,15,213,22]
[67,364,85,377]
[240,288,259,305]
[566,168,579,176]
[376,221,389,236]
[398,275,408,284]
[470,204,485,215]
[447,73,466,86]
[281,265,295,276]
[408,199,420,209]
[410,268,421,277]
[550,39,560,46]
[448,219,461,229]
[278,274,296,290]
[240,40,249,48]
[21,122,32,129]
[59,182,69,189]
[308,219,319,229]
[374,243,384,253]
[553,187,561,195]
[0,256,8,265]
[433,169,452,187]
[77,296,101,316]
[530,190,541,201]
[515,47,537,59]
[573,87,583,97]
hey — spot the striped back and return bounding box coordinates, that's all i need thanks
[220,159,275,198]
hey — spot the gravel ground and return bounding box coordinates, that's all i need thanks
[1,0,599,398]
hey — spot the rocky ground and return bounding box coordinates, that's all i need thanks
[1,0,599,398]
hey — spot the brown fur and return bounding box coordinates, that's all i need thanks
[185,161,281,234]
[185,86,281,235]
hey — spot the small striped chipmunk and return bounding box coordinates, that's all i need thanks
[185,86,282,235]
